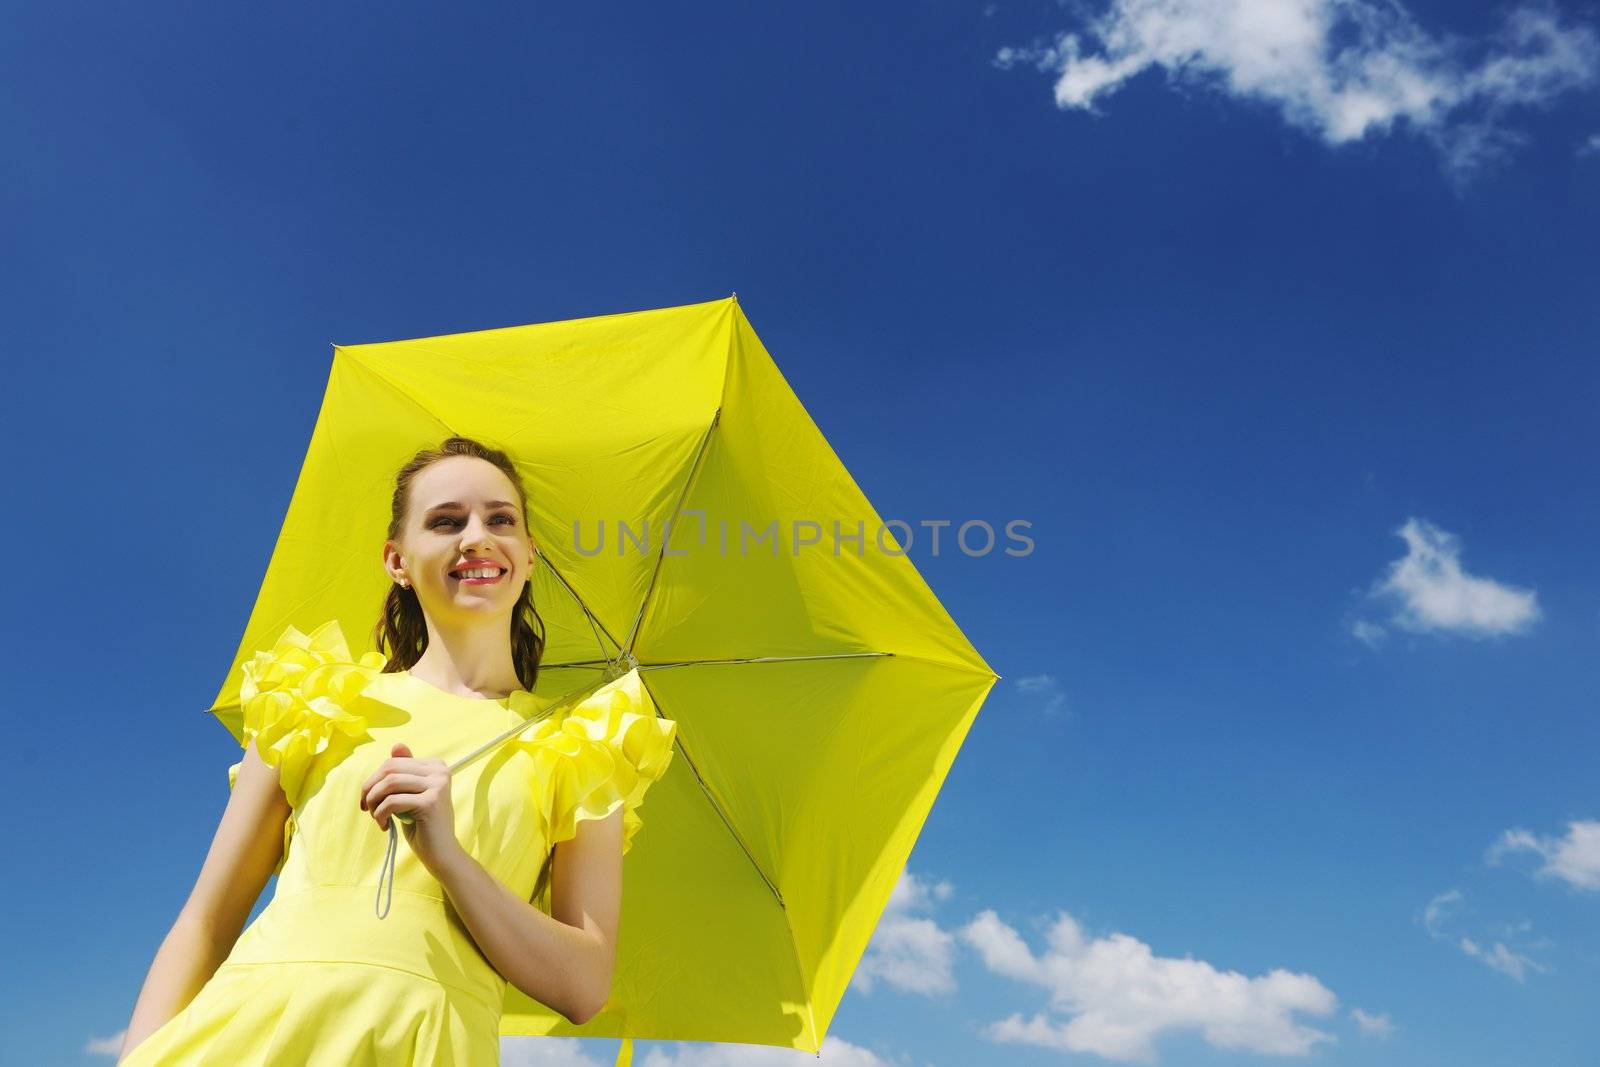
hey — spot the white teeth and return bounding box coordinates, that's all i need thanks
[454,567,502,579]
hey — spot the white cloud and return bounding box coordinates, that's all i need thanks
[1581,132,1600,155]
[1350,1007,1394,1038]
[1419,888,1549,982]
[1367,518,1539,637]
[1459,936,1547,982]
[852,870,959,996]
[85,1031,126,1057]
[959,909,1339,1063]
[886,868,956,913]
[1015,673,1067,716]
[996,0,1600,178]
[1488,819,1600,891]
[503,1035,903,1067]
[1421,888,1462,938]
[632,1036,905,1066]
[502,1037,611,1066]
[1347,618,1386,647]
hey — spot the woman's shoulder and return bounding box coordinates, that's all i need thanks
[237,618,388,799]
[241,617,386,688]
[512,666,677,855]
[508,667,675,758]
[240,619,388,720]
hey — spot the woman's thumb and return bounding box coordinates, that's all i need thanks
[392,742,412,758]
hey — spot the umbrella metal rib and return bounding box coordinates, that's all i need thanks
[530,546,627,676]
[591,651,892,669]
[527,405,822,921]
[620,408,720,657]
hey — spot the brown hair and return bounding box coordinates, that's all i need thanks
[373,435,547,690]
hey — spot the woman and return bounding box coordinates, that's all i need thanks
[119,436,677,1065]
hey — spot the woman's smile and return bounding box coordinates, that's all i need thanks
[448,563,508,585]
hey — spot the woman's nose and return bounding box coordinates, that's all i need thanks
[460,517,493,548]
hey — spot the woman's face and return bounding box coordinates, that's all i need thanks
[385,455,536,622]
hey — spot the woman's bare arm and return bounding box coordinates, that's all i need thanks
[118,743,289,1062]
[428,809,624,1025]
[360,745,625,1025]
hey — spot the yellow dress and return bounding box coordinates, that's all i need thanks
[122,619,677,1067]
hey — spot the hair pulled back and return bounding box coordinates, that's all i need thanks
[374,435,547,691]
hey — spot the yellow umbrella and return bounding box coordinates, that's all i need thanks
[207,295,998,1061]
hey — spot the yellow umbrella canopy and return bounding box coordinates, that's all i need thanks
[208,295,998,1055]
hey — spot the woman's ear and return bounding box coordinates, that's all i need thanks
[381,540,402,582]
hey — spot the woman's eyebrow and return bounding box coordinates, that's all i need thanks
[424,500,518,513]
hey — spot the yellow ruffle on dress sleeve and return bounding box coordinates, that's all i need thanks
[224,619,386,868]
[514,666,677,860]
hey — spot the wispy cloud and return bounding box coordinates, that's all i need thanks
[85,1031,125,1058]
[1015,673,1068,717]
[995,0,1600,179]
[629,1036,904,1065]
[1350,1007,1394,1038]
[1347,618,1386,648]
[959,909,1339,1062]
[1488,819,1600,891]
[1420,888,1462,939]
[852,870,959,996]
[1581,132,1600,155]
[504,1034,905,1066]
[1459,936,1546,982]
[502,1036,610,1066]
[1357,517,1539,641]
[1419,889,1550,982]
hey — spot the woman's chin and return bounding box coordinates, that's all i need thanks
[427,590,516,619]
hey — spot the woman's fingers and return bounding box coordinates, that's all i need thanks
[358,741,452,832]
[359,759,416,809]
[363,771,432,817]
[372,790,432,830]
[359,754,441,809]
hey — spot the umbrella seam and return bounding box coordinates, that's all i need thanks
[338,350,459,436]
[623,407,722,656]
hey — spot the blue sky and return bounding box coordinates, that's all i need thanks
[3,1,1598,1064]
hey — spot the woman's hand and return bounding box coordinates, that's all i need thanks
[360,743,463,874]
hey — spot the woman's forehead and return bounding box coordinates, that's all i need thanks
[412,456,516,501]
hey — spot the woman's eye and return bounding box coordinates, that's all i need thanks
[429,515,516,529]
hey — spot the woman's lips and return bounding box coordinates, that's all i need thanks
[450,566,507,585]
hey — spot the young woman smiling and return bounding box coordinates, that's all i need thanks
[119,436,677,1065]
